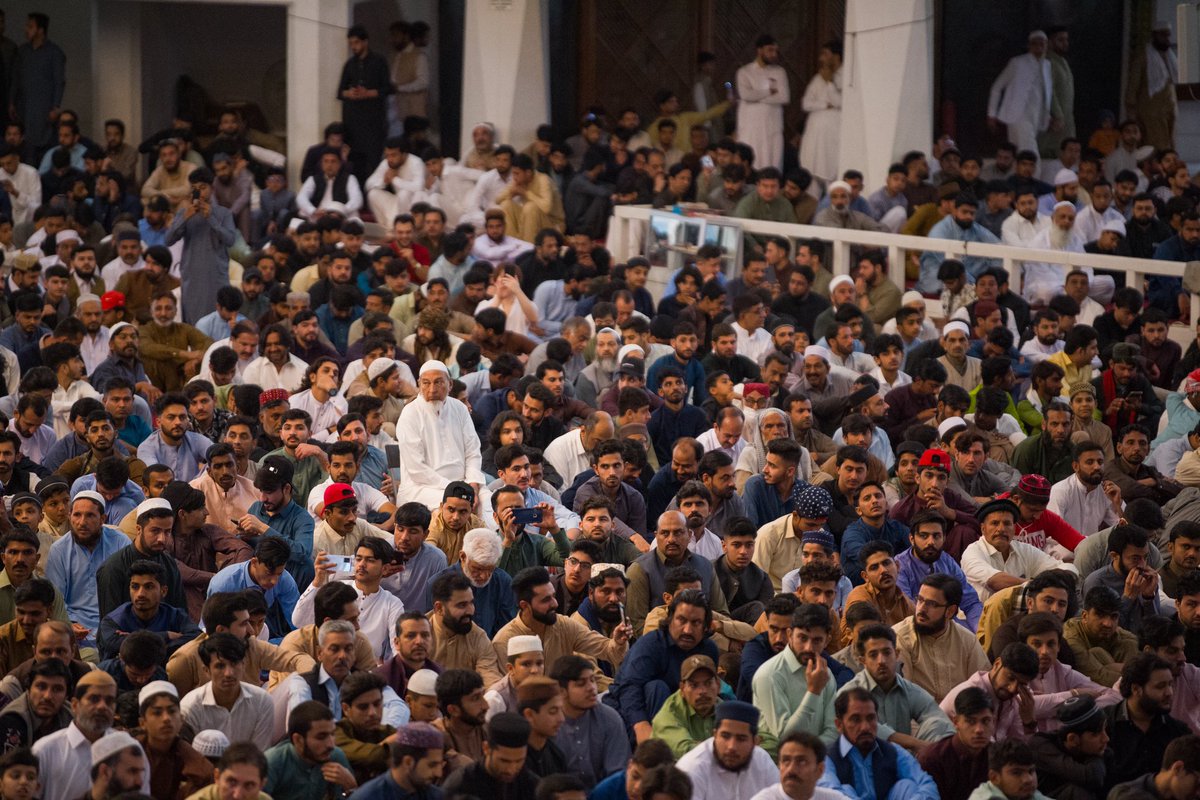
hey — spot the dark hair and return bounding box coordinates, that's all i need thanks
[12,577,54,609]
[954,686,995,717]
[1084,585,1123,615]
[199,631,248,666]
[791,602,833,633]
[435,669,485,715]
[431,571,473,604]
[989,739,1035,771]
[511,566,553,607]
[998,642,1040,680]
[288,700,334,739]
[121,629,166,670]
[665,588,712,632]
[834,686,877,718]
[921,572,963,608]
[202,591,251,632]
[252,536,291,571]
[1119,652,1173,698]
[313,581,359,625]
[854,622,897,655]
[664,566,703,595]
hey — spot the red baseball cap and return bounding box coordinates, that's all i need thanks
[918,448,951,472]
[322,483,357,512]
[101,290,126,311]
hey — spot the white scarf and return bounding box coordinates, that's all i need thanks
[1146,43,1178,97]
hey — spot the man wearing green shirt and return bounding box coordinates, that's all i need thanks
[733,168,796,223]
[265,700,357,800]
[751,602,838,755]
[493,485,571,575]
[260,409,329,508]
[651,654,719,757]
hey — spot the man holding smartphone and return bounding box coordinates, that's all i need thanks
[166,167,236,326]
[491,485,572,576]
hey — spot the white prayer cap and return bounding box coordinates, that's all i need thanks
[191,730,230,759]
[109,321,134,336]
[287,217,304,232]
[1134,145,1156,162]
[943,320,970,337]
[937,416,966,438]
[506,635,543,657]
[591,563,626,577]
[136,498,173,517]
[1053,168,1078,186]
[617,344,645,362]
[419,360,450,378]
[472,121,496,134]
[407,669,439,696]
[76,293,101,307]
[1053,200,1076,212]
[1028,29,1047,41]
[72,490,106,512]
[596,327,620,340]
[803,344,832,362]
[56,229,81,244]
[1102,218,1127,236]
[828,180,852,194]
[367,357,397,381]
[90,731,142,768]
[901,290,924,307]
[829,274,854,292]
[1153,19,1172,31]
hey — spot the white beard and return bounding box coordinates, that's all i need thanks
[1049,225,1071,250]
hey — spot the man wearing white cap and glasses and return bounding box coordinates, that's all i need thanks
[484,633,544,719]
[396,360,486,512]
[44,491,130,649]
[987,30,1053,158]
[1126,20,1178,150]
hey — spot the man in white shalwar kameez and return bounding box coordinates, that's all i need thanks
[799,41,843,182]
[736,35,789,172]
[749,731,855,800]
[395,360,486,512]
[1021,201,1113,306]
[364,137,426,227]
[677,701,779,800]
[987,31,1052,159]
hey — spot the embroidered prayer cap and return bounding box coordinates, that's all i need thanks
[486,712,531,748]
[443,481,476,505]
[591,563,626,578]
[715,700,760,730]
[90,731,143,767]
[802,529,836,551]
[407,669,439,696]
[259,388,290,407]
[323,483,357,511]
[10,492,40,509]
[192,729,231,758]
[36,477,69,500]
[791,484,832,518]
[102,291,127,311]
[136,498,173,518]
[1057,695,1104,732]
[516,676,560,706]
[680,655,717,681]
[506,635,543,657]
[976,497,1020,523]
[771,315,797,333]
[1017,473,1052,499]
[917,448,951,472]
[1068,381,1095,397]
[901,291,924,307]
[11,253,39,272]
[394,722,445,749]
[255,455,295,492]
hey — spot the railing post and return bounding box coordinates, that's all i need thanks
[831,239,851,276]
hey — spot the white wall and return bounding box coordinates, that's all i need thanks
[840,0,934,190]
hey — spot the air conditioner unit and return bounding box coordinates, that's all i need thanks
[1181,3,1200,84]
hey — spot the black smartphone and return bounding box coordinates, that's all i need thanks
[191,187,200,201]
[385,444,401,470]
[511,507,542,526]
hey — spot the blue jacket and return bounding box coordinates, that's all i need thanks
[97,601,201,661]
[645,464,685,524]
[607,628,718,726]
[742,475,804,529]
[895,548,982,631]
[646,402,708,464]
[646,353,709,407]
[1150,235,1200,314]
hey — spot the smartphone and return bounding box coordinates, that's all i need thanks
[385,444,401,470]
[191,188,200,201]
[1126,391,1143,403]
[700,155,715,170]
[331,554,355,575]
[511,507,542,526]
[618,602,628,626]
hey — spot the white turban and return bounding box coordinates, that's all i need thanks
[829,275,854,292]
[804,345,832,362]
[943,321,970,337]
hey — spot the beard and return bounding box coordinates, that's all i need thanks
[443,611,473,635]
[595,603,623,623]
[596,356,618,375]
[1079,471,1102,487]
[532,608,558,626]
[1049,225,1071,250]
[912,617,945,636]
[954,217,974,230]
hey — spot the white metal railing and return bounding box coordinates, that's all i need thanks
[605,205,1200,324]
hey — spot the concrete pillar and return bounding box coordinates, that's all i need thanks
[839,0,934,189]
[460,0,549,155]
[286,0,354,185]
[92,1,142,144]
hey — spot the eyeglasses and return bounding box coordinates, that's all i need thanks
[566,557,594,569]
[915,596,949,610]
